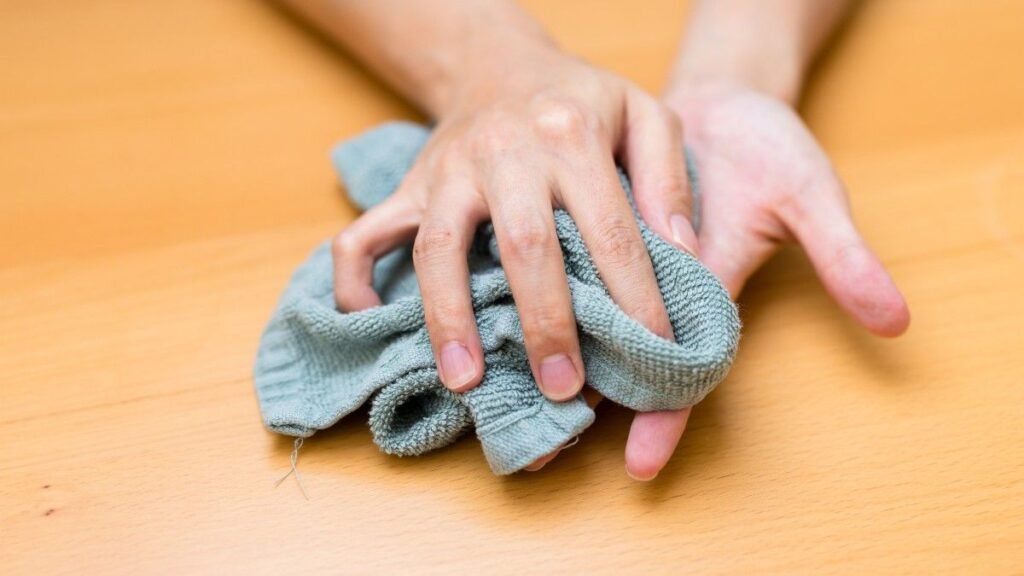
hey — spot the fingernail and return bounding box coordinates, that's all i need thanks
[439,341,476,391]
[626,464,658,482]
[539,354,581,401]
[670,214,699,256]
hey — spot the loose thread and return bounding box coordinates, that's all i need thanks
[561,435,581,450]
[274,437,309,500]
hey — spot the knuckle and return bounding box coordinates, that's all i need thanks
[653,170,689,201]
[531,97,591,145]
[431,146,467,175]
[502,217,553,261]
[470,113,519,157]
[331,229,361,261]
[413,220,463,264]
[594,216,645,265]
[628,300,673,338]
[423,295,472,335]
[472,130,505,158]
[521,303,576,343]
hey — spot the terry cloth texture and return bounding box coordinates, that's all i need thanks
[254,122,740,475]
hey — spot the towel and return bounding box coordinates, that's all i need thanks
[253,122,740,475]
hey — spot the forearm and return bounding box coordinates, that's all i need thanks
[666,0,854,105]
[277,0,560,118]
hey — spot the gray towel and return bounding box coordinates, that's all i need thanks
[254,122,740,474]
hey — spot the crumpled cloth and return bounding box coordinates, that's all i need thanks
[253,122,740,474]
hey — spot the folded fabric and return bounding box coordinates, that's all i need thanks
[253,122,740,475]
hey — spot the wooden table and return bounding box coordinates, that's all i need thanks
[3,1,1022,573]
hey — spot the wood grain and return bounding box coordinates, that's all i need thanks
[2,0,1022,573]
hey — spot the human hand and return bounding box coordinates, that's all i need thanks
[593,84,913,478]
[665,85,911,330]
[530,82,913,478]
[330,48,702,472]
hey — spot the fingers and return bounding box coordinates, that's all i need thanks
[413,180,488,392]
[331,192,420,311]
[562,148,687,481]
[625,408,691,481]
[622,91,699,256]
[781,178,911,337]
[523,449,561,473]
[558,98,686,479]
[559,153,675,342]
[486,168,585,402]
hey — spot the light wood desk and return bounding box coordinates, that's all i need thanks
[2,1,1022,573]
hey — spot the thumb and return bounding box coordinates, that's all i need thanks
[782,180,910,337]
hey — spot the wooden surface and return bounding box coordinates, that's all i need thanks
[2,1,1023,573]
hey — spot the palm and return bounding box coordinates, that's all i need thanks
[670,90,834,298]
[669,88,909,337]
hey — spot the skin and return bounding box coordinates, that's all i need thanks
[280,0,911,480]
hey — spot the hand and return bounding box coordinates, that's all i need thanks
[531,84,914,477]
[603,84,912,478]
[330,48,701,471]
[666,85,910,330]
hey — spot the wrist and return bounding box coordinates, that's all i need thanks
[666,68,803,109]
[664,1,818,107]
[419,20,565,119]
[665,43,805,107]
[439,40,567,118]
